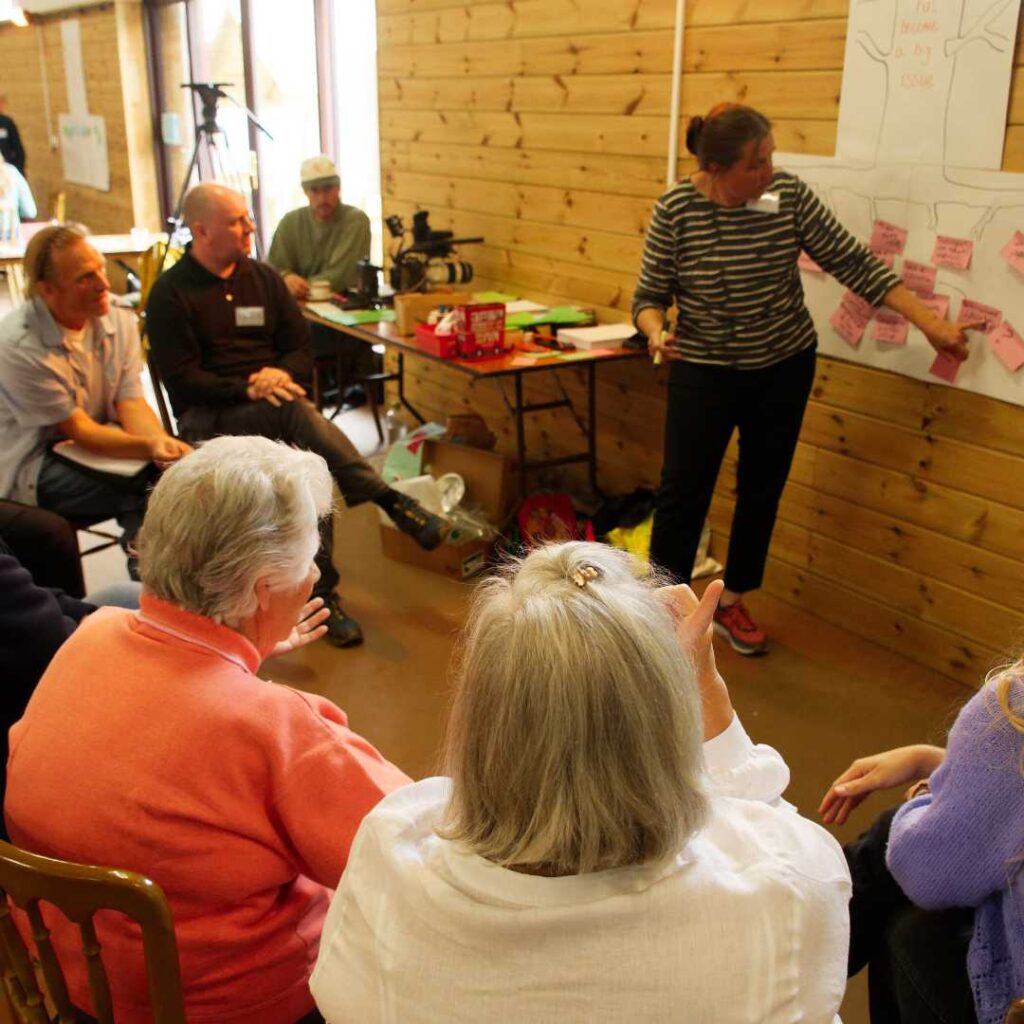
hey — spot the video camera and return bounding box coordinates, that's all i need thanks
[385,211,483,292]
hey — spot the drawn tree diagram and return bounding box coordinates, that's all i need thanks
[838,0,1017,169]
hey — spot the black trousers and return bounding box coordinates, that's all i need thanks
[0,500,86,597]
[846,808,977,1024]
[649,345,816,591]
[179,398,389,598]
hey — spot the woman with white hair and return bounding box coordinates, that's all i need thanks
[5,435,411,1024]
[311,541,851,1023]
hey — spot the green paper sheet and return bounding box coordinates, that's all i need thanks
[313,306,397,327]
[505,306,593,329]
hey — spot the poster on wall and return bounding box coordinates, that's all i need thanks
[775,0,1024,408]
[58,114,110,192]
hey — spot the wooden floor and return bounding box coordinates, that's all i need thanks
[68,404,976,1023]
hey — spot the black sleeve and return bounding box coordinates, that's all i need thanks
[146,274,250,409]
[5,117,25,174]
[0,549,93,705]
[266,267,313,386]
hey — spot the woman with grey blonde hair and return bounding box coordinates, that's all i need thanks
[312,541,851,1023]
[6,435,411,1024]
[0,151,35,237]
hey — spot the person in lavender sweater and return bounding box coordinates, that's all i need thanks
[819,665,1024,1024]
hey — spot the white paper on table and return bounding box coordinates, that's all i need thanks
[556,323,636,350]
[505,300,549,314]
[51,439,149,477]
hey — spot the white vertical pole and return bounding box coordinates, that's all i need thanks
[665,0,686,189]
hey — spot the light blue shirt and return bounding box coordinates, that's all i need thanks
[1,162,36,221]
[0,298,144,503]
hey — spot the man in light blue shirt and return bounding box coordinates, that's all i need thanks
[0,225,190,575]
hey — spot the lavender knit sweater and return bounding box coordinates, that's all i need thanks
[887,674,1024,1024]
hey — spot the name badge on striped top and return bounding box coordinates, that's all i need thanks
[746,192,780,214]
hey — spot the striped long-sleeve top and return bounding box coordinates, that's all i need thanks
[632,170,901,370]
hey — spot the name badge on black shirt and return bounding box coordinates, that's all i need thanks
[235,306,265,328]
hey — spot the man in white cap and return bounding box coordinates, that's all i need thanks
[267,154,371,301]
[268,155,376,408]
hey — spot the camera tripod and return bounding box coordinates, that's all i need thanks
[169,83,273,248]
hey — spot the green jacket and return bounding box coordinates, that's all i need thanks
[267,203,371,293]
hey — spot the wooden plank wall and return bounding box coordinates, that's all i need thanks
[378,0,1024,688]
[0,2,158,234]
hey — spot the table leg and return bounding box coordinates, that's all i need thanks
[587,361,599,494]
[396,352,426,424]
[515,372,527,500]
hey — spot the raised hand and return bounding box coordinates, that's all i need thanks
[663,579,733,740]
[269,597,330,658]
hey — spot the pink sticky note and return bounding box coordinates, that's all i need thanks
[841,290,876,322]
[797,250,823,273]
[873,252,895,269]
[873,312,909,345]
[830,304,869,348]
[929,351,962,383]
[870,220,908,256]
[987,322,1024,372]
[901,259,938,294]
[931,235,974,270]
[958,298,1002,333]
[918,293,950,320]
[1000,231,1024,276]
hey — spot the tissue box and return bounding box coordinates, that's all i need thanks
[393,290,473,335]
[379,439,515,579]
[414,323,458,358]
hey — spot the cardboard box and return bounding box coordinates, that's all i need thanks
[393,290,474,335]
[380,439,516,579]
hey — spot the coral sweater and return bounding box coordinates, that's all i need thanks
[5,593,411,1024]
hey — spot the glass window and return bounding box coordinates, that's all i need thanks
[153,3,195,222]
[249,0,321,236]
[331,0,383,265]
[187,0,254,209]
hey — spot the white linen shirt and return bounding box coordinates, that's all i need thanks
[0,298,144,503]
[311,716,851,1024]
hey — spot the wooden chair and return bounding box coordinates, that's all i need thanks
[137,241,182,436]
[1005,998,1024,1024]
[0,206,21,306]
[68,514,122,560]
[0,840,185,1023]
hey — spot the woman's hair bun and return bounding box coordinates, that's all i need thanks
[685,116,705,156]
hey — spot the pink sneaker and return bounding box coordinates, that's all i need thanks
[713,600,767,655]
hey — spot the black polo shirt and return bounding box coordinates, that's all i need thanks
[146,249,313,418]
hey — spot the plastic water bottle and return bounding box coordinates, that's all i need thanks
[384,402,407,446]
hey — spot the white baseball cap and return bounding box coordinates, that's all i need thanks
[300,155,340,187]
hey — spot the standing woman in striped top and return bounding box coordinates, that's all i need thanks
[634,104,974,655]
